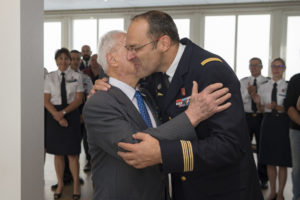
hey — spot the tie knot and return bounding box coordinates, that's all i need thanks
[61,72,65,76]
[134,90,142,99]
[273,82,277,87]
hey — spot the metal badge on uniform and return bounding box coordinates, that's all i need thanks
[176,96,191,108]
[181,87,186,96]
[157,83,162,90]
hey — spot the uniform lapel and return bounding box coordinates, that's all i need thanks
[108,86,148,130]
[162,42,191,112]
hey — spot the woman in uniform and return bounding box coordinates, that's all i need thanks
[44,48,83,200]
[254,58,292,200]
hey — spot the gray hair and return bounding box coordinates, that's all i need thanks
[97,30,126,72]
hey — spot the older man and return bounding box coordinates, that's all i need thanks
[115,10,263,200]
[83,30,231,200]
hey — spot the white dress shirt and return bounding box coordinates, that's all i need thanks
[109,77,157,128]
[44,67,84,105]
[165,43,186,83]
[240,75,268,113]
[257,78,287,113]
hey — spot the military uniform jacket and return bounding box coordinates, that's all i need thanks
[143,38,263,200]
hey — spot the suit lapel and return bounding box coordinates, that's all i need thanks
[108,86,148,130]
[140,88,161,126]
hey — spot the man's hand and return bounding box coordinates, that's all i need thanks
[117,132,162,169]
[52,111,64,122]
[248,83,257,97]
[58,118,68,127]
[90,77,111,95]
[185,81,231,127]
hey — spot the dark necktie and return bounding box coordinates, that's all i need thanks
[61,72,67,106]
[135,91,153,128]
[251,78,257,113]
[271,82,277,114]
[163,73,170,89]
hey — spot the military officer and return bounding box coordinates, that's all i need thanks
[240,57,269,189]
[116,10,263,200]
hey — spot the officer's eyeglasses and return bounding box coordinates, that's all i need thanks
[125,35,164,53]
[271,64,285,69]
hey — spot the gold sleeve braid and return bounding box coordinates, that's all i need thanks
[180,140,194,172]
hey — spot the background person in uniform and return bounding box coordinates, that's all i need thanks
[79,45,92,71]
[82,54,106,172]
[71,50,93,173]
[94,10,263,200]
[84,30,231,200]
[44,48,83,200]
[240,57,269,189]
[51,50,88,190]
[284,73,300,200]
[254,58,291,200]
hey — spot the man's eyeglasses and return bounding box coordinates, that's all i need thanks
[271,64,285,69]
[125,36,163,53]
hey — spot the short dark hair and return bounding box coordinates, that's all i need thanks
[70,50,81,54]
[249,57,262,64]
[55,48,71,60]
[132,10,180,43]
[272,57,286,68]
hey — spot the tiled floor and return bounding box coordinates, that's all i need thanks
[44,151,293,200]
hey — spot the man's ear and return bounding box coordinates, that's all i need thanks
[158,35,172,52]
[106,53,116,66]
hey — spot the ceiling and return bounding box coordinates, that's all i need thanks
[44,0,297,11]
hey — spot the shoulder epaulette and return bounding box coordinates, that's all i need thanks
[240,77,248,81]
[201,57,222,66]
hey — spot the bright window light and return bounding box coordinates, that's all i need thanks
[73,19,97,54]
[174,19,190,39]
[204,16,235,69]
[236,15,270,79]
[44,22,61,72]
[98,18,124,41]
[286,16,300,80]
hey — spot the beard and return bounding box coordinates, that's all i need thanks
[83,55,90,61]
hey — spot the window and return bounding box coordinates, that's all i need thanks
[98,18,124,41]
[174,19,190,39]
[204,16,235,68]
[285,16,300,80]
[44,21,61,72]
[236,15,270,79]
[73,19,97,54]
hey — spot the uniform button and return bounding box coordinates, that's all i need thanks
[181,176,187,181]
[169,116,172,120]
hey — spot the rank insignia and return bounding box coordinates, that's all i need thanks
[157,92,164,96]
[176,96,190,108]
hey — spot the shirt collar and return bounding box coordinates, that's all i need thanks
[165,43,186,82]
[57,67,71,76]
[271,78,284,85]
[109,77,136,101]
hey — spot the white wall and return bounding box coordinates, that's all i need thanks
[0,0,44,199]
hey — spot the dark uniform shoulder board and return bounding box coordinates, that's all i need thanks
[201,57,222,66]
[180,140,194,172]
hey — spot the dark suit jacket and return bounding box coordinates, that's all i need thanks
[143,38,263,200]
[83,85,196,200]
